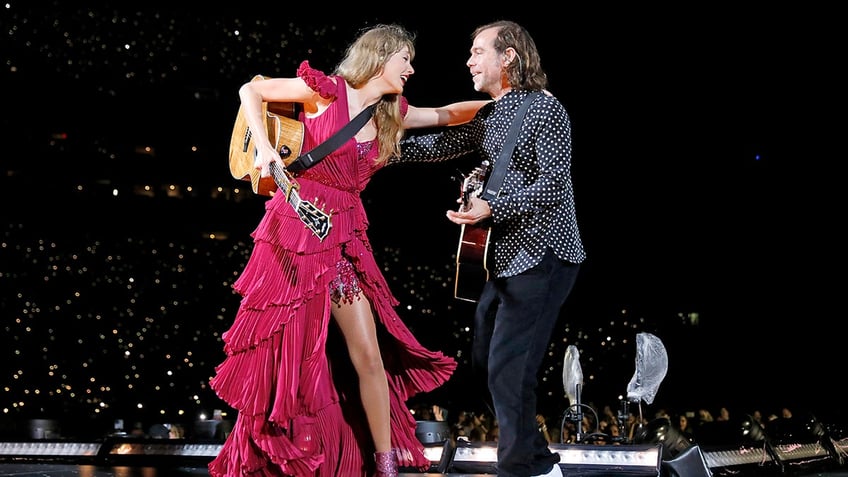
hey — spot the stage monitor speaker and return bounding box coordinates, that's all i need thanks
[661,445,712,477]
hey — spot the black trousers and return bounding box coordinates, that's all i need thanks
[473,249,580,477]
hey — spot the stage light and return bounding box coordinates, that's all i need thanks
[766,414,838,474]
[98,436,222,467]
[414,420,450,445]
[449,441,664,475]
[633,417,712,477]
[552,443,663,476]
[102,439,222,458]
[740,414,766,442]
[0,435,221,468]
[701,441,774,472]
[635,417,693,460]
[448,440,498,474]
[410,420,453,473]
[824,422,848,463]
[0,441,101,462]
[696,414,778,475]
[24,419,61,439]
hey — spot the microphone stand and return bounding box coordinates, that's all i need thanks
[570,384,584,443]
[615,399,630,444]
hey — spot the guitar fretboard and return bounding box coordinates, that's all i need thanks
[270,162,302,208]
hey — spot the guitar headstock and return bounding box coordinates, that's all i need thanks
[267,162,332,241]
[460,162,490,211]
[297,202,332,241]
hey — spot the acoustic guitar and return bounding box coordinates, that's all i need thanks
[454,162,492,302]
[228,75,332,241]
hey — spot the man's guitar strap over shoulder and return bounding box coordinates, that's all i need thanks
[286,103,377,173]
[479,92,541,201]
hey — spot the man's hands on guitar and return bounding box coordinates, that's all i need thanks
[447,196,491,225]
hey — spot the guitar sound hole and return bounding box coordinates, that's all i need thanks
[278,145,292,158]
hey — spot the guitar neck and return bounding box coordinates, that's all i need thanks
[266,162,332,241]
[269,162,302,207]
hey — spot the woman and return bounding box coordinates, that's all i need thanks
[208,24,486,477]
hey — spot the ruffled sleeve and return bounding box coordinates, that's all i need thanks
[297,60,337,100]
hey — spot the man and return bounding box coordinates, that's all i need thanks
[396,20,586,477]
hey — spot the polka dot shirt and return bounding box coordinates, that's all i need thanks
[397,90,586,277]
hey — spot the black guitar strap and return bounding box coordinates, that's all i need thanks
[480,92,541,201]
[286,103,377,173]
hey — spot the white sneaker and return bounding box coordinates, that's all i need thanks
[533,463,563,477]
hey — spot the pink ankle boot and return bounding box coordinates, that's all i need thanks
[374,449,398,477]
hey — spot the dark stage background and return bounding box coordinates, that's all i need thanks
[1,1,844,438]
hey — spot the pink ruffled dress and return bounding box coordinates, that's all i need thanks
[208,61,456,476]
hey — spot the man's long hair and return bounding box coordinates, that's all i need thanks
[335,24,416,165]
[473,20,547,91]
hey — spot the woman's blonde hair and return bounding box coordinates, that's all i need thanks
[335,24,415,165]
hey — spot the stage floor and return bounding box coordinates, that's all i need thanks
[1,463,848,477]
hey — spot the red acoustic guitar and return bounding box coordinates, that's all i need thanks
[454,162,492,302]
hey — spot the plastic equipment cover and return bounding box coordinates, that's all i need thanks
[562,345,583,405]
[626,332,668,405]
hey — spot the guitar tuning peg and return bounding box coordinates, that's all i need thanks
[315,200,331,214]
